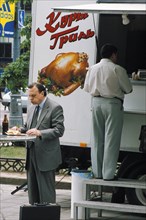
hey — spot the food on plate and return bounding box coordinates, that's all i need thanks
[38,52,89,96]
[6,129,21,136]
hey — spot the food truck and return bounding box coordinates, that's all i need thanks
[29,0,146,205]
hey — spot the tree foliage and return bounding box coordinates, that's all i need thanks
[0,0,32,93]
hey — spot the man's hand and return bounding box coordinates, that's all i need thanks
[26,128,41,137]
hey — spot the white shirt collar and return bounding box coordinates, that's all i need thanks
[39,97,47,109]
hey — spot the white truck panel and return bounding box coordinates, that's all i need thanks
[49,89,92,146]
[29,0,97,147]
[124,83,146,114]
[121,82,146,151]
[30,0,146,152]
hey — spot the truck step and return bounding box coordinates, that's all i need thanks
[83,178,146,189]
[74,201,146,220]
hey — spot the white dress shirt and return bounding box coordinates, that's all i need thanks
[84,59,132,100]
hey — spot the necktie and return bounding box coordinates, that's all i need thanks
[30,105,40,128]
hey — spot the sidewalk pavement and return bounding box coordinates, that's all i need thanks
[0,172,146,220]
[0,184,71,220]
[0,171,71,190]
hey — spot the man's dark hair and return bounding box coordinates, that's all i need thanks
[100,44,118,58]
[28,82,47,96]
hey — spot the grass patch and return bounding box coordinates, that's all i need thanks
[0,146,26,159]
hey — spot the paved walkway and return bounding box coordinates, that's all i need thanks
[0,171,146,220]
[0,171,71,189]
[0,184,71,220]
[0,183,146,220]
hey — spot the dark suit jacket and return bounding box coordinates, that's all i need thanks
[23,97,65,171]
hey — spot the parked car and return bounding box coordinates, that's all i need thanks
[1,90,28,113]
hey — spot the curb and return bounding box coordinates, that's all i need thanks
[0,172,71,190]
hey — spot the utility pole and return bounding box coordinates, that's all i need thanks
[9,1,23,127]
[13,2,20,61]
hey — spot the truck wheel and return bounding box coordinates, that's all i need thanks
[125,164,146,205]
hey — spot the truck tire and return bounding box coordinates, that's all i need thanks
[125,164,146,205]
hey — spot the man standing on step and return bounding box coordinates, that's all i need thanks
[84,44,132,181]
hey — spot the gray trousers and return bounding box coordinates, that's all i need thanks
[91,97,124,179]
[27,147,56,205]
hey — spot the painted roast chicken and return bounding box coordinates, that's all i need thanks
[38,52,89,96]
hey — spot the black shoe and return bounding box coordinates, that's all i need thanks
[89,196,102,201]
[103,176,118,181]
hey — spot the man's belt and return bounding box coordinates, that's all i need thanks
[94,95,123,104]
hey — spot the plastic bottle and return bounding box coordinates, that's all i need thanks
[2,114,9,135]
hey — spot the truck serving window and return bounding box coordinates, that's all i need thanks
[98,14,146,76]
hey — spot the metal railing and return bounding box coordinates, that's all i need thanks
[0,157,25,172]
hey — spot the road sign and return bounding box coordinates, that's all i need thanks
[18,9,25,28]
[0,0,15,37]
